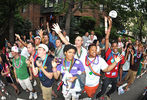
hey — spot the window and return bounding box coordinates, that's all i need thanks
[21,6,26,13]
[45,0,48,8]
[99,4,103,12]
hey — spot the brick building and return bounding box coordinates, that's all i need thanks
[20,1,103,30]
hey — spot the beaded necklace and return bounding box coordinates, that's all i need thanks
[14,56,21,69]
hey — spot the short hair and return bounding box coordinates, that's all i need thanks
[93,40,98,44]
[138,43,143,48]
[63,44,77,53]
[27,41,35,47]
[111,40,117,45]
[88,43,96,50]
[43,32,49,36]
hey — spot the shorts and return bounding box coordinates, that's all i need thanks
[18,77,33,91]
[84,83,99,98]
[125,69,137,84]
[40,83,52,100]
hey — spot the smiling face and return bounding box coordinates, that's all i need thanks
[11,51,18,58]
[37,47,46,57]
[64,49,76,61]
[44,35,49,43]
[88,45,97,58]
[75,36,83,47]
[56,39,62,48]
[111,43,118,53]
[27,43,35,54]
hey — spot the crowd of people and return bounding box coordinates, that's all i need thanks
[0,17,147,100]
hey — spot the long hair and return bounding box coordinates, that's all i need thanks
[0,54,9,70]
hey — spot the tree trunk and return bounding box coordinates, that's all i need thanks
[139,16,143,42]
[9,10,14,43]
[65,2,72,36]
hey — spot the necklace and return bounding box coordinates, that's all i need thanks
[85,56,100,76]
[76,48,82,59]
[55,46,62,57]
[85,56,96,66]
[63,58,74,72]
[14,56,21,69]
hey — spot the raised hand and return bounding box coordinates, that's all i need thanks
[46,22,49,26]
[114,54,122,63]
[15,34,21,40]
[51,59,59,68]
[39,29,43,37]
[52,23,62,34]
[130,50,134,55]
[36,60,43,68]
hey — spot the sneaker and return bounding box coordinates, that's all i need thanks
[108,84,112,88]
[33,92,38,100]
[33,80,37,86]
[5,92,9,96]
[29,92,33,99]
[81,97,92,100]
[1,96,6,100]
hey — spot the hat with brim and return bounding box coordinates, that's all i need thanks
[38,44,49,52]
[34,36,41,41]
[11,46,19,52]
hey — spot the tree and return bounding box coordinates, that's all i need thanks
[90,0,147,41]
[0,0,41,43]
[54,0,90,35]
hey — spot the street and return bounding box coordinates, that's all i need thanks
[1,73,146,100]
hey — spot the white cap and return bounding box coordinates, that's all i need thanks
[38,44,49,52]
[34,36,41,41]
[109,10,117,18]
[11,46,19,52]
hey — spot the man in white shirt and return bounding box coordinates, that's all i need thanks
[52,24,87,64]
[88,30,97,41]
[82,32,89,48]
[16,40,30,59]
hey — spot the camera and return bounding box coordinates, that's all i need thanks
[55,58,62,64]
[37,57,43,63]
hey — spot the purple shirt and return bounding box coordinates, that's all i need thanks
[57,58,85,77]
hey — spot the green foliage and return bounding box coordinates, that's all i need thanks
[94,27,104,39]
[0,0,42,42]
[14,14,32,36]
[78,16,96,33]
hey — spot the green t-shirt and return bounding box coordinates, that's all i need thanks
[12,55,29,80]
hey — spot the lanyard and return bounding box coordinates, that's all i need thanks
[111,51,120,65]
[85,56,101,76]
[76,48,82,59]
[63,58,74,73]
[33,51,38,62]
[55,47,62,57]
[39,54,48,77]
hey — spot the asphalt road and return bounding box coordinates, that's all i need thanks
[1,73,146,100]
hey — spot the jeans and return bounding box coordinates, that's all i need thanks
[96,77,117,98]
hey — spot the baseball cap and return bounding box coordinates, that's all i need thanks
[34,36,41,41]
[38,44,49,52]
[11,46,19,52]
